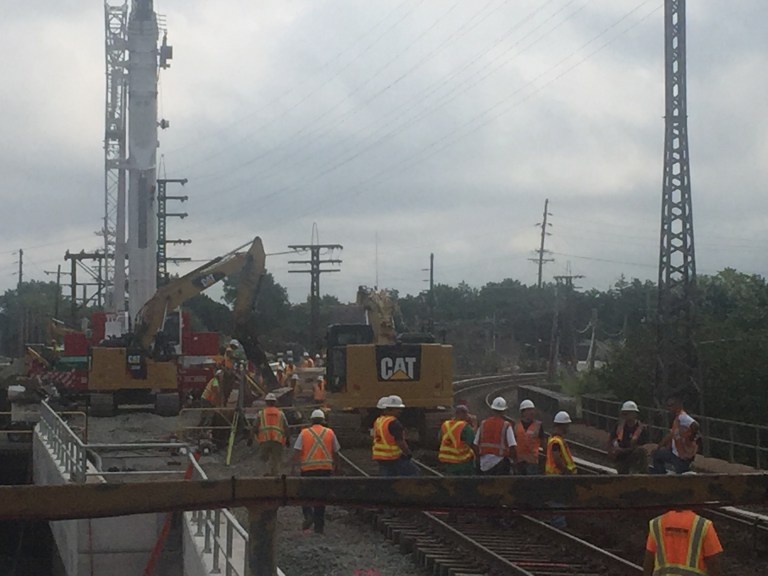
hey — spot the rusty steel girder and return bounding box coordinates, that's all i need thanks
[0,474,766,521]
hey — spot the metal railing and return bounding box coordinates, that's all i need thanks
[38,400,89,482]
[186,454,249,576]
[581,395,768,469]
[37,399,252,574]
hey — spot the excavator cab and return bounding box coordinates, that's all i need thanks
[325,324,374,393]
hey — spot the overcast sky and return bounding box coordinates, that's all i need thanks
[2,0,767,305]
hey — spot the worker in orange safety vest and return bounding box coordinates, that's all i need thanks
[251,392,289,475]
[292,409,340,534]
[473,397,517,475]
[438,405,478,475]
[644,509,723,576]
[514,399,545,475]
[652,396,700,474]
[372,395,417,476]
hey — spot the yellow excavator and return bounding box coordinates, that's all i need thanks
[88,237,271,416]
[324,286,453,446]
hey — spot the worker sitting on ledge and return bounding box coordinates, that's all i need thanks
[609,401,649,474]
[651,395,699,474]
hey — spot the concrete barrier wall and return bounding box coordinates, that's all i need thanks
[32,430,179,576]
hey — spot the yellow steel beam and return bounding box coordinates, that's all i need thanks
[0,474,765,521]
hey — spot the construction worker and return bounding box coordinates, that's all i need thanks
[609,400,649,474]
[292,409,340,535]
[474,397,517,475]
[514,399,545,475]
[545,411,576,475]
[252,392,289,476]
[652,396,699,474]
[275,367,286,387]
[545,410,576,528]
[314,353,323,368]
[372,395,417,476]
[299,351,315,368]
[198,369,224,434]
[644,509,723,576]
[313,375,326,403]
[290,372,301,395]
[438,405,477,475]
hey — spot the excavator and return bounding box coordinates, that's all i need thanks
[86,236,274,415]
[324,286,453,446]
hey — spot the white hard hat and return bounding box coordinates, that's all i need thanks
[291,373,300,380]
[519,399,535,411]
[553,411,572,424]
[229,339,240,347]
[310,409,325,420]
[491,397,507,411]
[315,354,321,358]
[265,393,277,402]
[317,375,324,381]
[621,400,640,413]
[303,351,309,357]
[376,396,389,409]
[388,395,406,408]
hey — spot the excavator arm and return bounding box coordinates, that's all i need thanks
[356,286,398,344]
[134,237,266,350]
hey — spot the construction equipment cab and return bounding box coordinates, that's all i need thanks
[324,287,453,445]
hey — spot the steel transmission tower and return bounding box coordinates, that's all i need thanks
[104,1,129,312]
[656,0,698,408]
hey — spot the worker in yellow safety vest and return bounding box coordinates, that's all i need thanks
[545,410,577,528]
[545,411,576,475]
[198,369,224,436]
[438,405,478,475]
[514,399,545,475]
[372,396,417,476]
[252,392,289,476]
[644,509,723,576]
[292,409,340,534]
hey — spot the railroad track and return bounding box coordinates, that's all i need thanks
[339,449,642,575]
[474,377,768,556]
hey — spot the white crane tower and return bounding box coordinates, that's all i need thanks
[103,0,172,323]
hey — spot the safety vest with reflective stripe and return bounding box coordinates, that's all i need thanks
[201,376,221,406]
[545,434,576,474]
[372,415,402,461]
[672,412,698,460]
[299,425,336,472]
[476,416,512,457]
[649,512,710,575]
[438,419,474,464]
[514,420,542,464]
[257,406,286,445]
[616,421,644,443]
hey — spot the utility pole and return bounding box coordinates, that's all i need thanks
[44,266,70,318]
[289,239,342,350]
[656,0,699,410]
[421,253,435,333]
[156,177,190,286]
[530,199,553,288]
[65,251,108,325]
[15,249,24,356]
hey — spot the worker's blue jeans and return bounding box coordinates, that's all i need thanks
[651,447,693,474]
[378,457,419,477]
[301,469,331,533]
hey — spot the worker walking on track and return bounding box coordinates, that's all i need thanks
[313,375,326,403]
[652,396,699,474]
[438,405,478,475]
[644,509,723,576]
[292,409,340,535]
[372,396,417,476]
[609,400,649,474]
[514,399,545,475]
[252,392,289,476]
[474,397,517,475]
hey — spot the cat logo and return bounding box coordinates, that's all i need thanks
[376,346,422,382]
[380,357,417,381]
